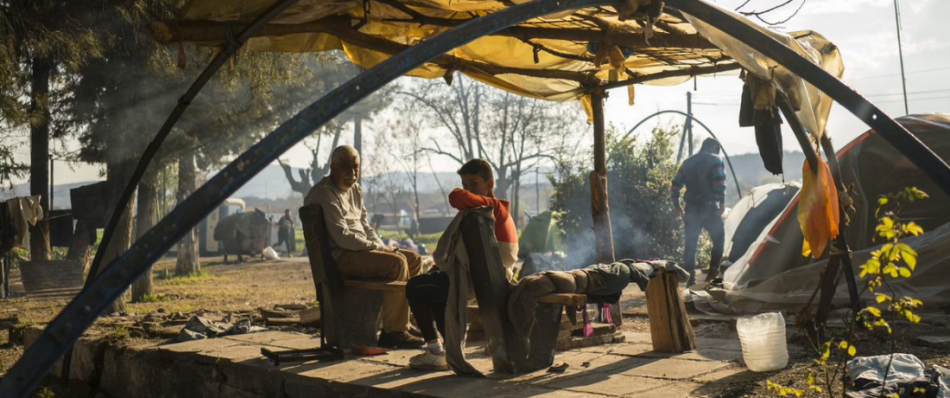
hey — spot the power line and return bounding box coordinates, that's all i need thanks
[847,66,950,81]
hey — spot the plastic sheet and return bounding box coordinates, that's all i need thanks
[693,114,950,315]
[155,0,840,103]
[682,2,844,138]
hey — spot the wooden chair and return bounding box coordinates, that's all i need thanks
[460,211,585,374]
[299,204,406,349]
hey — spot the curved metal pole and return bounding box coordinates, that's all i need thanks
[0,0,621,395]
[624,110,742,198]
[666,0,950,196]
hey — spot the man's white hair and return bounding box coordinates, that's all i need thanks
[330,145,359,166]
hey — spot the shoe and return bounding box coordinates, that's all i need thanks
[407,325,424,339]
[409,349,449,371]
[378,331,425,348]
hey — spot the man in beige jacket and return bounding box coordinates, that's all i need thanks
[304,145,424,348]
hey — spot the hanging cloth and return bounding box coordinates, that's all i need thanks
[798,157,840,258]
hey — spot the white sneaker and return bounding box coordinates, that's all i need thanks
[409,350,449,371]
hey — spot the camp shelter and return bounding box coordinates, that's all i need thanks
[722,182,800,264]
[9,0,950,395]
[519,210,563,256]
[693,114,950,316]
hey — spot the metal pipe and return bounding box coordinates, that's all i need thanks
[0,0,623,395]
[666,0,950,197]
[624,110,742,198]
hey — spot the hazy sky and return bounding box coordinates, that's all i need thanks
[14,0,950,188]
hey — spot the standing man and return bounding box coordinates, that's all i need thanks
[276,209,295,256]
[305,145,424,348]
[671,138,727,286]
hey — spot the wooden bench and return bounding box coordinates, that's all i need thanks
[300,204,406,349]
[461,211,585,373]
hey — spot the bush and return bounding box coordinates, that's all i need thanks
[550,125,685,267]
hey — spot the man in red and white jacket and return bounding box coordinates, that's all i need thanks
[405,159,519,371]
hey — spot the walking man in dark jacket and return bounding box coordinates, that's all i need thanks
[671,138,727,286]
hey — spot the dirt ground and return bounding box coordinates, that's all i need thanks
[2,258,950,397]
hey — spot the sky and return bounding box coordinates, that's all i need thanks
[12,0,950,188]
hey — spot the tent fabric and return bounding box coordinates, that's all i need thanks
[693,114,950,315]
[519,210,563,256]
[151,0,842,130]
[721,182,800,263]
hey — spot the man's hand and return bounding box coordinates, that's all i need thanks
[673,206,683,219]
[386,245,400,253]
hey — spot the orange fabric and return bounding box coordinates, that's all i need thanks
[798,157,840,258]
[448,189,518,244]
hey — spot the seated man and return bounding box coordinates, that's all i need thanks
[305,145,424,348]
[405,159,519,370]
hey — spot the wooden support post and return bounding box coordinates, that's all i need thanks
[590,89,615,265]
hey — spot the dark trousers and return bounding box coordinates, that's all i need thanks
[683,203,725,281]
[406,271,449,342]
[276,229,292,254]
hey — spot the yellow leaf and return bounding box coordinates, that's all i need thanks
[865,307,882,317]
[839,341,849,349]
[899,267,912,278]
[876,294,891,303]
[878,197,889,207]
[848,345,857,357]
[883,263,898,278]
[904,222,924,237]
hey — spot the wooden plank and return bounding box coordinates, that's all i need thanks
[538,293,586,307]
[266,318,300,326]
[343,280,407,291]
[646,270,696,353]
[298,307,321,325]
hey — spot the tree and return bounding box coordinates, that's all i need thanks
[277,60,392,196]
[551,125,683,266]
[0,0,149,261]
[406,76,586,226]
[383,100,428,237]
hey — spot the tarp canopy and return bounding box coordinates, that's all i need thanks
[693,114,950,315]
[150,0,843,135]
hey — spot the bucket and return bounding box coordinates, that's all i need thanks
[736,312,789,372]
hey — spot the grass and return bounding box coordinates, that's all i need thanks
[156,269,215,285]
[138,293,172,303]
[377,229,442,247]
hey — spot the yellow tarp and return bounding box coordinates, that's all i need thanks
[153,0,843,132]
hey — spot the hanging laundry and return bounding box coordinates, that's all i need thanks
[798,157,840,258]
[739,76,784,175]
[6,196,44,248]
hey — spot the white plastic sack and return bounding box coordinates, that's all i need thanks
[263,246,280,261]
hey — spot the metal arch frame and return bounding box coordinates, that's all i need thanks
[623,110,742,198]
[4,0,950,396]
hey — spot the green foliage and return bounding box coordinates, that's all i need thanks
[768,188,927,398]
[550,125,683,266]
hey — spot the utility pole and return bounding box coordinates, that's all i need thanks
[686,91,694,156]
[894,0,909,115]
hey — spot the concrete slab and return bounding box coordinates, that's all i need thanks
[543,372,672,396]
[159,337,244,353]
[58,328,752,398]
[619,358,729,380]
